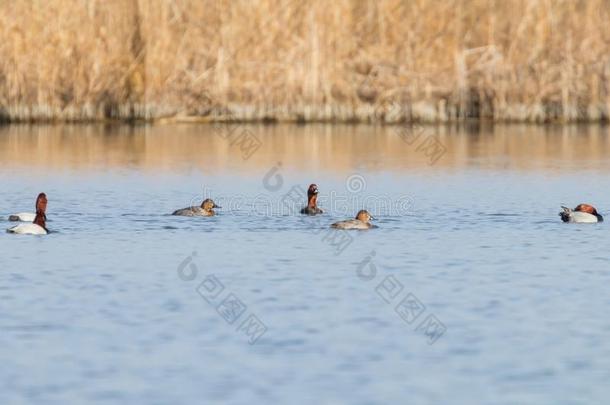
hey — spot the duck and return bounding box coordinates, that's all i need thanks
[8,192,48,222]
[173,198,221,217]
[331,209,375,229]
[300,184,323,215]
[7,193,49,235]
[559,203,603,223]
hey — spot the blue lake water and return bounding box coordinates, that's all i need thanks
[1,124,610,404]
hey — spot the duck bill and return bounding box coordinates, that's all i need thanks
[213,204,222,209]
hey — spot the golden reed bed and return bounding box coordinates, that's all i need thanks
[1,0,610,123]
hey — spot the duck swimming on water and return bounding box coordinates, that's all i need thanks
[300,184,323,215]
[559,204,603,223]
[8,192,47,222]
[7,193,49,235]
[331,210,375,230]
[173,198,221,217]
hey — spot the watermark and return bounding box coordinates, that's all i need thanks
[188,1,305,160]
[215,125,263,160]
[407,125,447,166]
[262,167,411,255]
[345,174,367,193]
[373,101,447,165]
[183,188,411,218]
[301,213,355,256]
[184,170,414,219]
[356,250,447,344]
[275,182,355,255]
[177,252,268,345]
[262,162,285,192]
[265,167,414,215]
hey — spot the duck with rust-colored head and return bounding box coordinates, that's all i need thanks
[300,184,323,215]
[173,198,221,217]
[560,203,603,223]
[8,192,47,222]
[7,193,49,235]
[331,210,375,230]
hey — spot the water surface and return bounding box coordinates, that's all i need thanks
[1,124,609,404]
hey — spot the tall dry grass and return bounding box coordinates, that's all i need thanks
[1,0,610,123]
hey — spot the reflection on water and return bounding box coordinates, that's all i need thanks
[1,123,609,172]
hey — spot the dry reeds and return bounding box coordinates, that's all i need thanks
[1,0,610,123]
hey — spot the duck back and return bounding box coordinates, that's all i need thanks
[331,219,372,230]
[8,213,36,222]
[173,207,214,217]
[560,208,600,223]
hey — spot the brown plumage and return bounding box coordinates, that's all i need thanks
[33,193,48,230]
[173,198,221,217]
[331,210,375,229]
[574,204,598,215]
[300,184,323,215]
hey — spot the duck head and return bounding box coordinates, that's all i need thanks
[355,209,374,223]
[575,203,603,221]
[33,193,47,229]
[307,184,319,207]
[575,203,597,215]
[35,193,47,213]
[201,198,221,212]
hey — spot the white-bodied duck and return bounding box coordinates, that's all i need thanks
[8,193,46,222]
[560,203,603,223]
[7,193,49,235]
[8,212,36,222]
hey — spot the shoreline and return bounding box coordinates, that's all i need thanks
[2,102,610,125]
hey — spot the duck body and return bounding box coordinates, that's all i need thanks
[300,184,323,215]
[6,193,49,235]
[560,204,603,223]
[331,219,373,230]
[8,212,36,222]
[300,206,323,215]
[7,223,48,235]
[331,210,375,230]
[173,198,220,217]
[172,206,215,217]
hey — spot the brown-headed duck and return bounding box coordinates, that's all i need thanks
[8,192,48,222]
[300,184,323,215]
[173,198,221,217]
[560,203,603,223]
[331,209,375,229]
[7,193,48,235]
